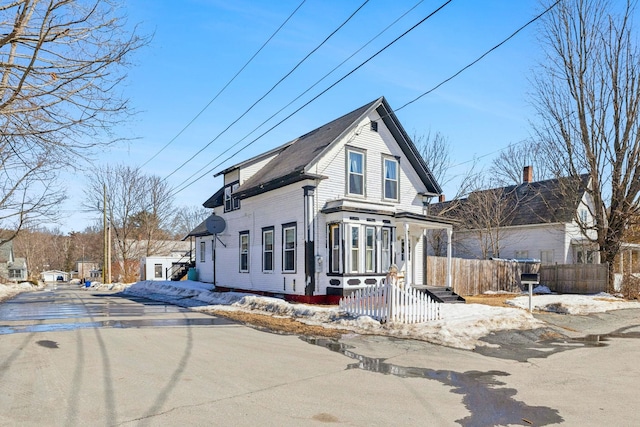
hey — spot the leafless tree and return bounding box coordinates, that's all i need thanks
[171,205,211,238]
[489,141,553,185]
[532,0,640,290]
[449,176,523,259]
[84,165,174,282]
[414,130,452,187]
[0,0,146,241]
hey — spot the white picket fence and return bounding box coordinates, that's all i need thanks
[339,282,442,324]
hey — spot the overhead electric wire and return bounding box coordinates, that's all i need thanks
[394,0,560,113]
[170,0,454,197]
[162,0,372,181]
[139,0,307,169]
[170,0,427,193]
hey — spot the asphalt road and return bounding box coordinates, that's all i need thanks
[1,284,639,426]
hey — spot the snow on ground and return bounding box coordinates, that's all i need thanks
[2,280,638,350]
[507,293,639,314]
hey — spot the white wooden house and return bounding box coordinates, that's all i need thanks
[189,97,453,303]
[430,167,599,265]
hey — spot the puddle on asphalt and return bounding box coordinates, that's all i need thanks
[0,317,236,335]
[36,340,59,348]
[303,337,564,426]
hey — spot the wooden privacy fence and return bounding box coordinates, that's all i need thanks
[425,256,539,296]
[539,263,608,294]
[339,282,441,324]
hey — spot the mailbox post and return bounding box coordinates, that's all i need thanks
[521,273,540,312]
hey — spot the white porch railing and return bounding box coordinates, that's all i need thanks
[339,282,442,324]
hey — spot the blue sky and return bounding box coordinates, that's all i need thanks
[59,0,545,232]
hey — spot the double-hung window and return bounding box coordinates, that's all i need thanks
[262,227,274,272]
[329,224,341,273]
[224,182,240,212]
[347,149,365,196]
[282,224,296,272]
[200,241,206,263]
[365,227,376,272]
[383,157,399,200]
[239,231,249,272]
[350,226,360,273]
[381,227,392,272]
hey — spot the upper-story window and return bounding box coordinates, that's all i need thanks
[224,181,240,212]
[383,157,399,200]
[579,208,588,224]
[347,149,365,196]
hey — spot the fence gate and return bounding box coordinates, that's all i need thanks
[339,282,442,324]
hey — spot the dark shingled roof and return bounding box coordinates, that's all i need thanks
[205,96,441,202]
[185,218,212,238]
[430,174,590,227]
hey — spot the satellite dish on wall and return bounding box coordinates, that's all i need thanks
[205,214,226,234]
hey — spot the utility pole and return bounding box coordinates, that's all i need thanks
[103,183,108,284]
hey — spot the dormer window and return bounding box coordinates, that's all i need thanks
[224,181,240,212]
[347,148,365,196]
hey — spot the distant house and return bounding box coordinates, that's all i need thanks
[0,240,28,282]
[75,259,100,281]
[41,270,69,282]
[430,167,598,265]
[189,97,453,303]
[137,241,192,281]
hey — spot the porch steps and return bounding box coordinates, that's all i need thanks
[170,261,195,281]
[421,286,466,304]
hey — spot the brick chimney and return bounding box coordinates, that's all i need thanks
[439,194,445,203]
[523,166,533,183]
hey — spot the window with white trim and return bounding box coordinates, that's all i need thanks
[515,250,529,259]
[262,227,274,272]
[347,149,365,196]
[383,157,399,200]
[200,241,205,262]
[239,231,249,272]
[365,226,376,272]
[154,264,163,279]
[329,224,341,273]
[540,250,554,264]
[224,181,240,212]
[282,224,296,272]
[381,227,392,272]
[350,225,360,273]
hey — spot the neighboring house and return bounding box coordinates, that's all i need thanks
[140,251,192,281]
[110,239,191,282]
[189,97,453,303]
[41,270,69,282]
[0,240,28,282]
[75,259,100,281]
[430,167,598,265]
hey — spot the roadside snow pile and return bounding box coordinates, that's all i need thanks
[0,282,39,302]
[123,280,545,349]
[506,293,639,314]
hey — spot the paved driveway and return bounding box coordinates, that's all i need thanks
[1,285,639,426]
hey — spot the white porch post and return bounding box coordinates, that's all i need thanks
[446,227,452,289]
[404,223,410,286]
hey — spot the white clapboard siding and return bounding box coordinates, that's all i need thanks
[339,282,441,324]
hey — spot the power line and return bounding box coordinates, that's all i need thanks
[139,0,307,169]
[162,0,372,181]
[170,0,454,197]
[170,0,427,193]
[395,0,560,112]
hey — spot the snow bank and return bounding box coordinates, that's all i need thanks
[507,293,639,314]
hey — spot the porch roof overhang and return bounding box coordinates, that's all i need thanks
[321,200,454,230]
